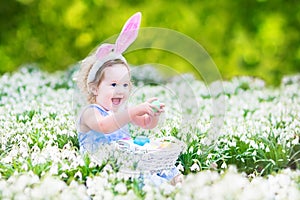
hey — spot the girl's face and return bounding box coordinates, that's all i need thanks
[95,64,131,112]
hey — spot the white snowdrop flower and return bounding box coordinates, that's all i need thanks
[142,182,154,193]
[100,190,114,200]
[60,173,68,179]
[122,190,137,199]
[205,159,211,166]
[190,163,200,172]
[292,136,299,145]
[249,140,258,149]
[114,182,127,194]
[31,144,41,153]
[286,186,300,200]
[113,194,126,200]
[21,191,34,200]
[86,187,96,197]
[65,179,77,188]
[57,189,78,200]
[259,142,265,150]
[244,178,271,199]
[227,165,238,173]
[277,173,292,188]
[177,163,184,172]
[159,182,175,196]
[10,174,31,193]
[34,154,47,165]
[115,172,128,181]
[31,176,67,198]
[188,146,194,154]
[74,171,82,181]
[218,171,248,199]
[108,172,117,181]
[88,161,97,168]
[229,140,236,147]
[48,164,58,175]
[221,162,227,169]
[40,171,46,177]
[21,163,29,171]
[2,155,13,164]
[207,153,213,159]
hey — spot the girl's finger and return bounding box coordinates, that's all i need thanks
[147,106,154,117]
[146,97,158,103]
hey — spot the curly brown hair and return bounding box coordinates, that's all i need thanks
[76,56,130,104]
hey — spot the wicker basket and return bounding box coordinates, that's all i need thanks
[115,136,186,174]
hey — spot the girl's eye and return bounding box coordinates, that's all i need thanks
[111,83,117,87]
[123,83,129,88]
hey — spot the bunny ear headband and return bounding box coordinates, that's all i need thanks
[87,12,142,85]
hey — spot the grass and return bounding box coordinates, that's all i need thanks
[0,66,299,199]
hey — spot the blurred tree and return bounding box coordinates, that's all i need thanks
[0,0,299,85]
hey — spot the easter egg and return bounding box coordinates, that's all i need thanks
[151,100,160,112]
[134,136,150,146]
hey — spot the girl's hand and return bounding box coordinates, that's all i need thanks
[147,98,165,116]
[130,101,154,118]
[129,97,165,129]
[129,98,165,118]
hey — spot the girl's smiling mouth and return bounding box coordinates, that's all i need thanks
[112,98,122,105]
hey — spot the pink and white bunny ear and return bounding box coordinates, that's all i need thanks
[86,12,141,85]
[115,12,141,53]
[95,43,115,59]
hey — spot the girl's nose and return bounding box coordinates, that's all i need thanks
[114,85,124,94]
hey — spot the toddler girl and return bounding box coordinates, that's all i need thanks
[76,12,182,185]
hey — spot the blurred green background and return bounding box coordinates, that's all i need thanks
[0,0,299,85]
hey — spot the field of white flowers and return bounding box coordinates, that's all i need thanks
[0,66,299,199]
